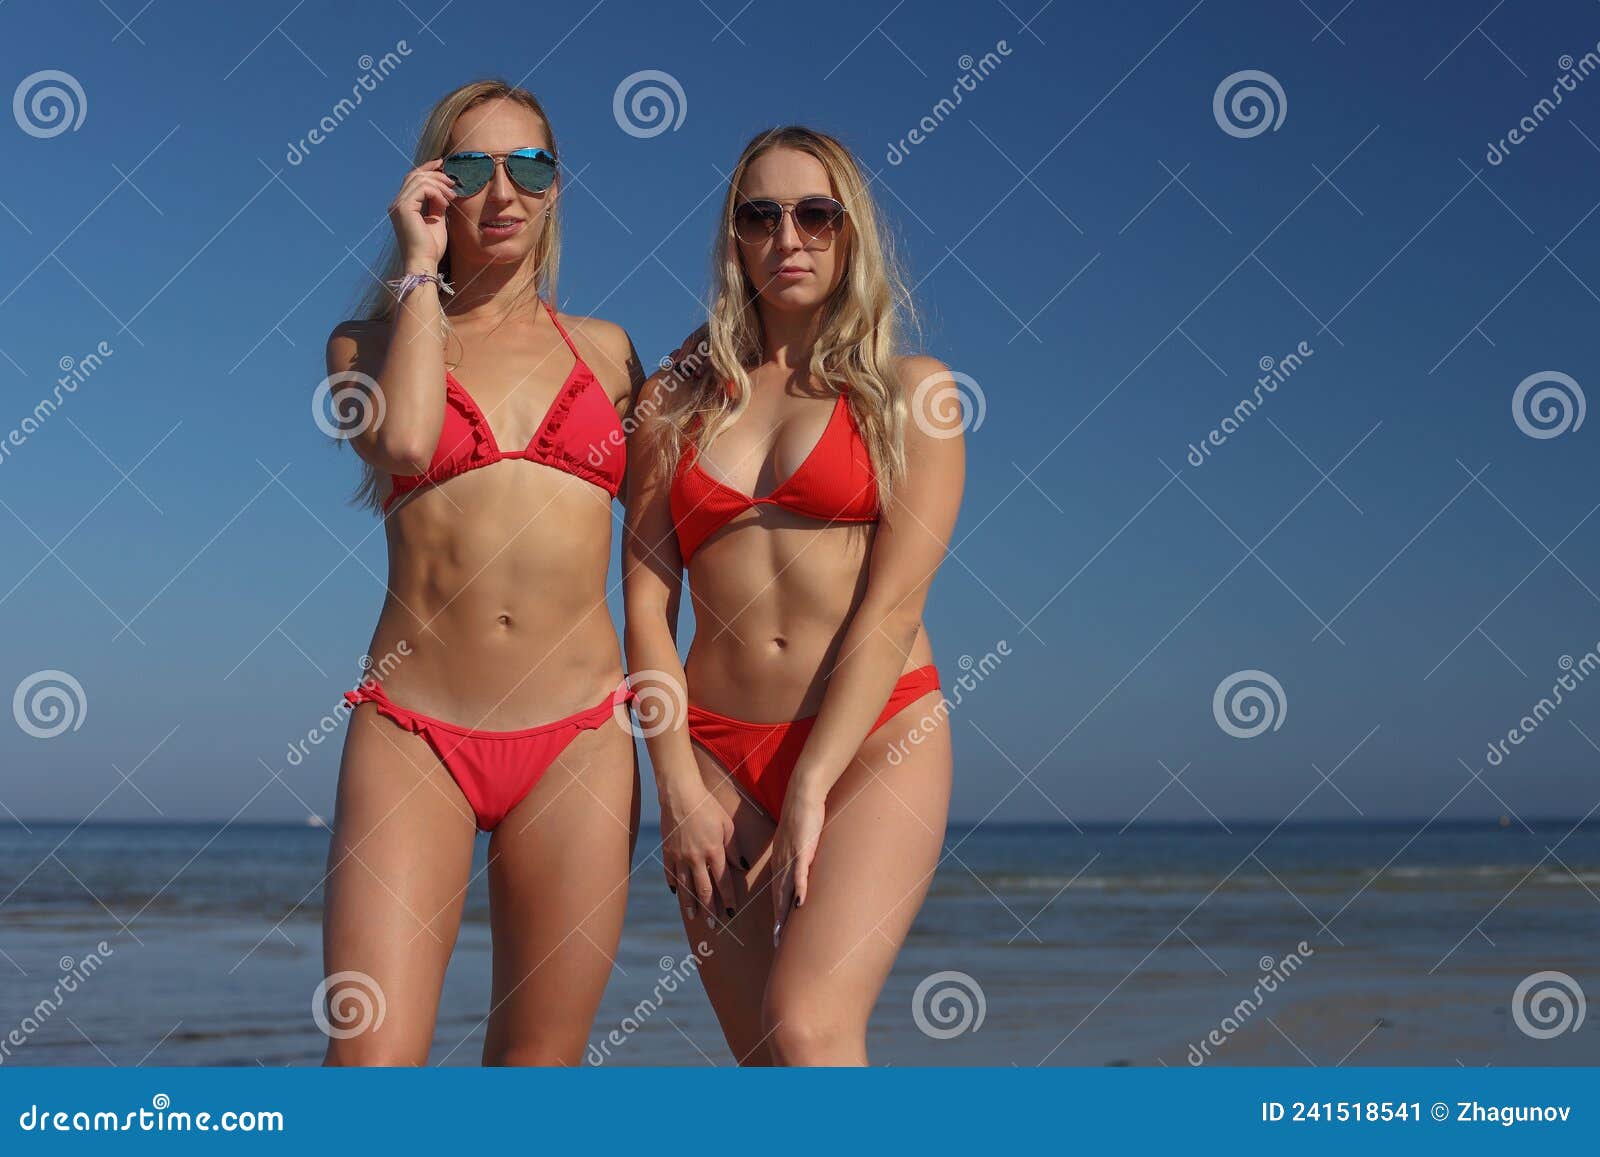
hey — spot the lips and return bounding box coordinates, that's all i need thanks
[481,218,524,237]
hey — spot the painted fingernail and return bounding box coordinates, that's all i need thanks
[668,884,677,894]
[725,907,735,917]
[739,856,750,870]
[773,921,782,946]
[707,915,719,930]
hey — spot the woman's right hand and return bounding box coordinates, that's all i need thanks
[659,776,739,922]
[388,158,454,271]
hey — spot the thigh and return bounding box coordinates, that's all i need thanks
[673,738,781,1065]
[480,715,641,1066]
[321,704,477,1065]
[765,692,952,1050]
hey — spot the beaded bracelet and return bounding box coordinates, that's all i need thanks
[384,270,455,301]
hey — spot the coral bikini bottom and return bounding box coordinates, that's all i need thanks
[684,664,942,821]
[344,677,636,831]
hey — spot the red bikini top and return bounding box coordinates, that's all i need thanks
[383,301,625,511]
[669,391,879,563]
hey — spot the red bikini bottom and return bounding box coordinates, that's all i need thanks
[343,676,636,831]
[684,665,942,821]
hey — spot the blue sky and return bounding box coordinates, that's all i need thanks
[2,0,1598,824]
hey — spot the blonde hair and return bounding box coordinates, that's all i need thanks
[341,78,563,509]
[646,125,915,509]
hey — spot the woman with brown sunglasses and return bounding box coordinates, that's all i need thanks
[623,126,965,1064]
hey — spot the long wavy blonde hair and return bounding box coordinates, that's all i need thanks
[340,78,563,510]
[645,125,915,508]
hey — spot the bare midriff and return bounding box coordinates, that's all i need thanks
[682,510,934,721]
[363,460,622,729]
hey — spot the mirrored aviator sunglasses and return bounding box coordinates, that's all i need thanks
[441,148,558,197]
[732,196,847,244]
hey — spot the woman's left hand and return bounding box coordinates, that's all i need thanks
[770,793,824,944]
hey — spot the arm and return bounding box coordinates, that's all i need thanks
[621,371,738,919]
[325,159,462,476]
[771,355,966,919]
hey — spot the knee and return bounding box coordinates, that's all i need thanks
[322,1034,429,1067]
[483,1035,583,1067]
[762,991,863,1067]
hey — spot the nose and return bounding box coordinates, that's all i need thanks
[772,208,803,252]
[486,157,517,201]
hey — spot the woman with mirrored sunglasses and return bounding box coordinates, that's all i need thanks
[318,80,647,1067]
[623,126,965,1065]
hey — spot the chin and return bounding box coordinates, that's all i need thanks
[760,284,829,311]
[483,241,533,262]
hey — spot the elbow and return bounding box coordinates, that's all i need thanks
[864,597,926,652]
[373,430,433,476]
[623,587,676,642]
[623,591,673,634]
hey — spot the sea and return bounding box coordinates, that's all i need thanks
[1,820,1594,1067]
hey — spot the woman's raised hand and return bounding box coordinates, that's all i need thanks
[388,158,455,272]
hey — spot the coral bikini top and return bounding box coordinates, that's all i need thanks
[382,301,626,511]
[669,390,879,564]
